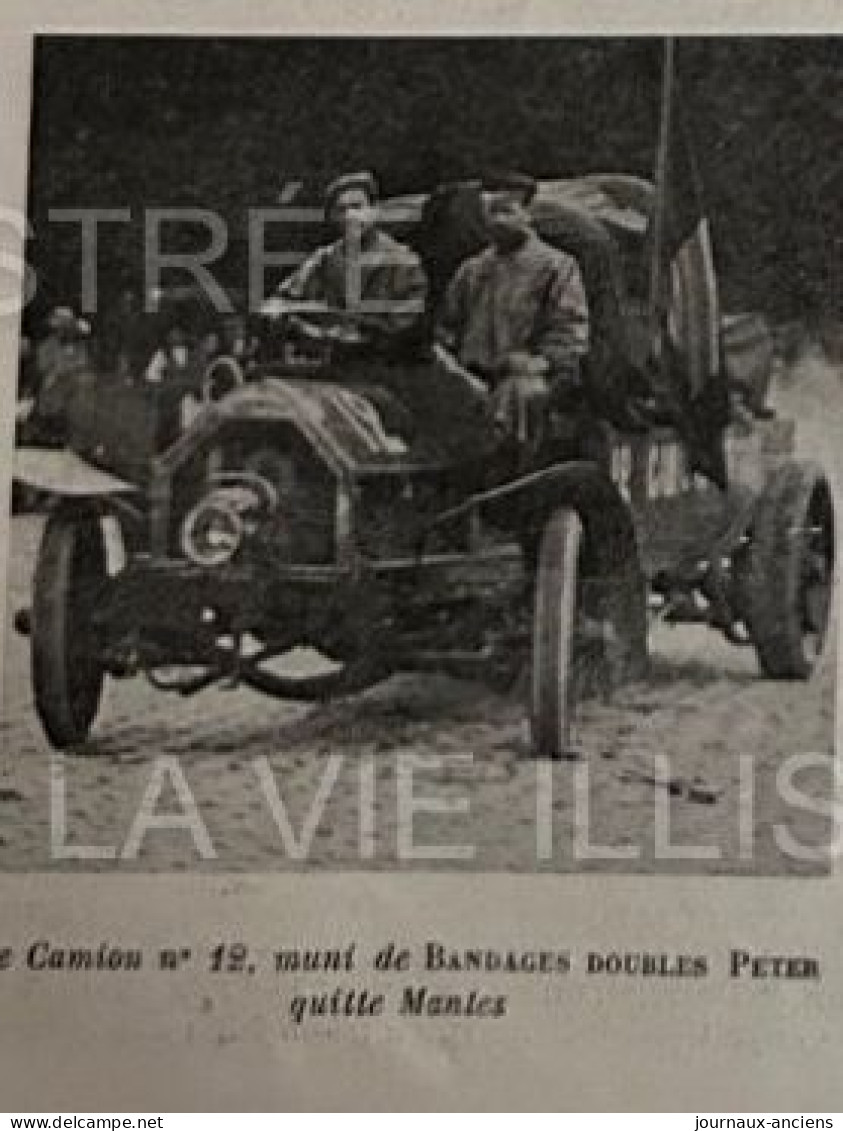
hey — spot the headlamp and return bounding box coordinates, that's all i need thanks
[181,493,245,567]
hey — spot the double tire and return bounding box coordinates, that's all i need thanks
[742,460,835,678]
[32,506,107,748]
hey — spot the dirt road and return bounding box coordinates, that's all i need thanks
[1,348,838,873]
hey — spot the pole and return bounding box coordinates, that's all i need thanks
[648,37,675,345]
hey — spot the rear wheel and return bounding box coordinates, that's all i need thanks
[743,461,834,678]
[32,506,107,748]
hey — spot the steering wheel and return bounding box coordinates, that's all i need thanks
[259,297,365,345]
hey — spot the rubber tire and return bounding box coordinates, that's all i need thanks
[531,507,582,757]
[32,507,107,748]
[743,460,834,679]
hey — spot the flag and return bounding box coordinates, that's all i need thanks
[651,41,730,488]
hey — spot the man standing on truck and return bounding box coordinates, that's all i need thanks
[436,172,589,444]
[277,170,428,351]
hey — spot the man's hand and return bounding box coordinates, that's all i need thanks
[432,342,490,401]
[505,350,550,377]
[491,373,550,442]
[262,298,366,344]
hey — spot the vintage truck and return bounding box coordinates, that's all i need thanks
[12,173,834,756]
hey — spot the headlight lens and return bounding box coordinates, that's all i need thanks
[181,495,245,567]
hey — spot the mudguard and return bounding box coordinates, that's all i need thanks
[13,447,138,497]
[440,460,635,536]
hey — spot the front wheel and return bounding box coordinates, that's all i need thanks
[32,506,107,748]
[530,506,648,758]
[531,508,582,757]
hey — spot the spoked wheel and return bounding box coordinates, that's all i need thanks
[530,506,647,758]
[744,461,835,678]
[32,506,108,748]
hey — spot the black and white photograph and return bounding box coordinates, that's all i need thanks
[0,8,842,1114]
[2,33,839,874]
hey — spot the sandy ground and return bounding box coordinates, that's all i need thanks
[0,347,838,873]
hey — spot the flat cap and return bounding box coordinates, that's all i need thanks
[324,170,379,215]
[47,305,76,331]
[481,170,538,204]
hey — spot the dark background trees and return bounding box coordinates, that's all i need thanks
[24,36,841,330]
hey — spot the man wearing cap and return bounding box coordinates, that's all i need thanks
[32,306,92,443]
[278,170,427,348]
[437,172,589,444]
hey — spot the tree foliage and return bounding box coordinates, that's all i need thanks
[26,37,841,328]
